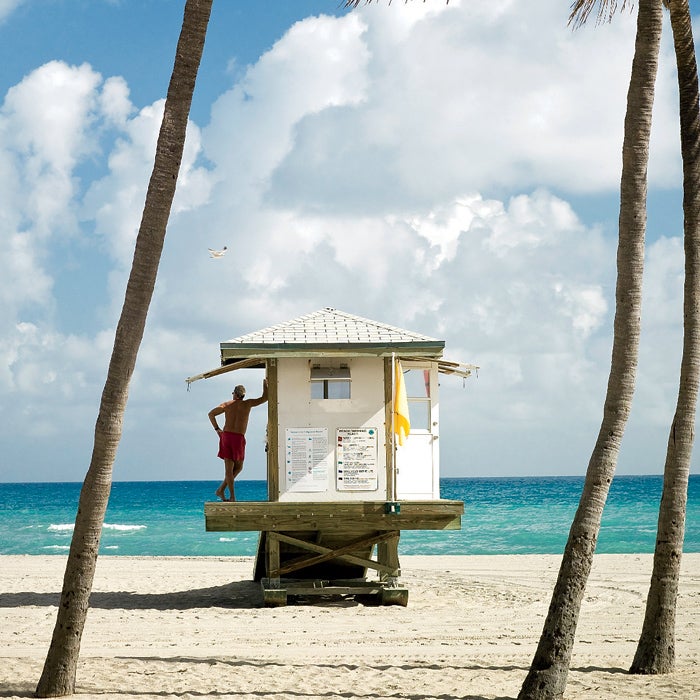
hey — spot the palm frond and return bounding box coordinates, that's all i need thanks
[569,0,633,29]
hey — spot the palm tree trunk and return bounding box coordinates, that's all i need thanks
[630,0,700,674]
[518,1,663,697]
[35,1,212,696]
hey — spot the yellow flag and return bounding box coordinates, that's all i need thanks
[393,360,411,446]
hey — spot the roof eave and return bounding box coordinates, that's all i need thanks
[219,341,445,361]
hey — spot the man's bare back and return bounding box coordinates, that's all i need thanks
[208,380,268,435]
[220,398,255,434]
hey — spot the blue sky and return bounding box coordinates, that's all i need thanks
[0,0,699,483]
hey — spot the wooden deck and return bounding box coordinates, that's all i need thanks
[204,500,464,532]
[205,500,464,607]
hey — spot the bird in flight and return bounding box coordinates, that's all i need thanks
[208,246,228,259]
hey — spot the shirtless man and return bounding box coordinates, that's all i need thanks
[208,379,268,501]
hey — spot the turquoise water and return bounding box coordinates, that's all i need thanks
[0,475,697,556]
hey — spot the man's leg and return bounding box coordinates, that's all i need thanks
[215,432,227,500]
[229,459,244,501]
[223,458,235,501]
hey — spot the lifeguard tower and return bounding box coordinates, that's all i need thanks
[187,308,476,606]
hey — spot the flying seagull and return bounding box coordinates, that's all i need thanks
[208,246,228,259]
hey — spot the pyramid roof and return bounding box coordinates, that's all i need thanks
[220,307,444,361]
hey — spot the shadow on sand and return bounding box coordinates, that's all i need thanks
[0,579,263,610]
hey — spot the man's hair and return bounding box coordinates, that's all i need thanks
[233,385,246,399]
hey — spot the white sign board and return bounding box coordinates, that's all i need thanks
[284,427,330,492]
[336,427,378,491]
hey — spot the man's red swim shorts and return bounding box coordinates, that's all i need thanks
[218,431,246,461]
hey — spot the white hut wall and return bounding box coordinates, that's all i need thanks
[276,357,388,502]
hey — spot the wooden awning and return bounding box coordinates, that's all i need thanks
[402,356,479,380]
[185,357,264,388]
[185,355,478,388]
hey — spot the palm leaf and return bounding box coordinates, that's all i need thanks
[569,1,633,28]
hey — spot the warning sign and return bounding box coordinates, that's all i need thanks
[336,427,378,491]
[284,427,330,492]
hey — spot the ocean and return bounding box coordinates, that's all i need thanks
[0,475,698,557]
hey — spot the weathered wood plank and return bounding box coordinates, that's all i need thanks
[261,578,386,596]
[205,500,463,516]
[260,578,409,606]
[206,516,460,532]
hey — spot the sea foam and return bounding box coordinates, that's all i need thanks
[103,523,146,532]
[48,523,146,533]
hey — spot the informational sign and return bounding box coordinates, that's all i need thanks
[284,427,330,492]
[336,427,378,491]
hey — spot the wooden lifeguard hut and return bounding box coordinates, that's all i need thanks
[187,308,476,606]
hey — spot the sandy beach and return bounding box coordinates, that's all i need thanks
[1,553,698,699]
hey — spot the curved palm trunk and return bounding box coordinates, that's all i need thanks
[630,0,700,674]
[518,1,662,697]
[35,1,213,696]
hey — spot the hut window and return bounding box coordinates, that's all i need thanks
[402,368,431,431]
[310,367,351,400]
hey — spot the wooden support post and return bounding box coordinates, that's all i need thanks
[266,531,281,588]
[377,530,400,582]
[380,587,409,606]
[384,357,393,500]
[262,585,288,607]
[266,360,279,501]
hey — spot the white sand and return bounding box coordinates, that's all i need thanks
[1,553,699,699]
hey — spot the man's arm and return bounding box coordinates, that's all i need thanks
[208,404,226,432]
[246,378,269,407]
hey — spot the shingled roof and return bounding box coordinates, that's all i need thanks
[221,307,442,354]
[187,308,476,385]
